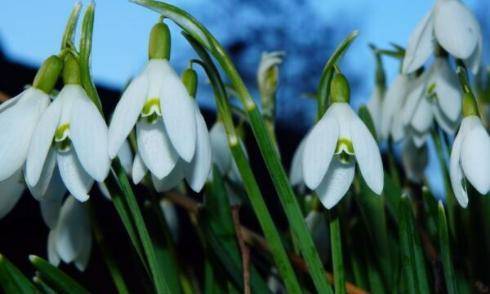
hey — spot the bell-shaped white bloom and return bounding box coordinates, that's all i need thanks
[402,139,428,183]
[0,170,25,219]
[403,0,482,74]
[25,85,110,202]
[367,86,384,137]
[402,60,461,146]
[150,102,211,193]
[209,121,243,183]
[0,88,50,181]
[450,116,490,207]
[289,137,306,187]
[302,103,384,209]
[381,74,412,141]
[47,196,92,271]
[109,60,197,182]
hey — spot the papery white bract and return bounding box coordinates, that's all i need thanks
[403,0,482,74]
[108,59,197,181]
[302,103,384,209]
[47,196,92,271]
[450,116,490,207]
[0,88,50,181]
[25,85,110,202]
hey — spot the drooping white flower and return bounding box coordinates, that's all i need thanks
[403,0,482,74]
[302,102,384,209]
[151,102,211,193]
[47,196,92,271]
[450,115,490,207]
[402,59,461,146]
[381,74,412,141]
[0,88,50,181]
[209,121,243,183]
[108,59,197,183]
[25,84,110,202]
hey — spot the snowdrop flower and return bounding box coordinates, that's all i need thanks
[0,171,25,219]
[109,23,199,187]
[209,121,243,183]
[47,196,92,271]
[149,67,211,193]
[289,137,306,187]
[402,139,428,183]
[403,0,482,74]
[0,55,62,182]
[402,58,461,146]
[302,73,384,209]
[25,54,110,202]
[381,74,412,141]
[450,94,490,207]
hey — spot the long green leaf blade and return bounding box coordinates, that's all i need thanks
[438,202,458,294]
[0,254,36,294]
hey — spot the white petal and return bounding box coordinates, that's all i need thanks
[402,76,427,126]
[26,97,62,187]
[411,97,434,134]
[367,87,383,136]
[351,115,384,194]
[152,162,185,192]
[39,170,66,229]
[27,148,56,200]
[316,158,355,209]
[403,12,434,74]
[160,199,178,240]
[433,103,458,134]
[132,153,147,184]
[57,150,93,202]
[449,127,468,207]
[0,91,23,113]
[434,0,480,59]
[210,122,232,175]
[47,230,60,267]
[117,140,133,176]
[465,33,482,74]
[0,88,50,181]
[74,233,92,271]
[302,110,339,190]
[136,119,178,179]
[460,122,490,194]
[185,109,212,192]
[70,86,110,182]
[55,196,90,264]
[108,73,148,159]
[159,60,197,162]
[411,132,430,148]
[0,170,25,219]
[289,138,306,186]
[432,58,461,123]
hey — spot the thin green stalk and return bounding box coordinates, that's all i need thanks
[184,34,302,293]
[328,209,345,294]
[438,202,458,294]
[112,161,170,294]
[131,2,331,291]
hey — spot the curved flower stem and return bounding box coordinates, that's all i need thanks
[185,34,302,293]
[130,2,332,291]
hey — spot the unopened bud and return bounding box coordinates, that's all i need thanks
[182,67,198,97]
[32,55,63,94]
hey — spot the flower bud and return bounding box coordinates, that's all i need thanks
[330,72,350,103]
[62,53,81,85]
[148,22,171,60]
[32,55,63,94]
[181,67,198,97]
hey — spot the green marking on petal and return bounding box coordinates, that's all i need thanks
[141,98,162,124]
[427,83,437,102]
[54,123,71,152]
[335,138,355,164]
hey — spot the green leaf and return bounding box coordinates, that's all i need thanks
[79,3,103,112]
[33,276,57,294]
[29,255,89,294]
[0,254,36,294]
[316,31,359,118]
[328,209,345,294]
[61,2,82,50]
[357,105,377,139]
[437,202,458,294]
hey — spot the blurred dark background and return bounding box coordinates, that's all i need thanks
[0,0,489,292]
